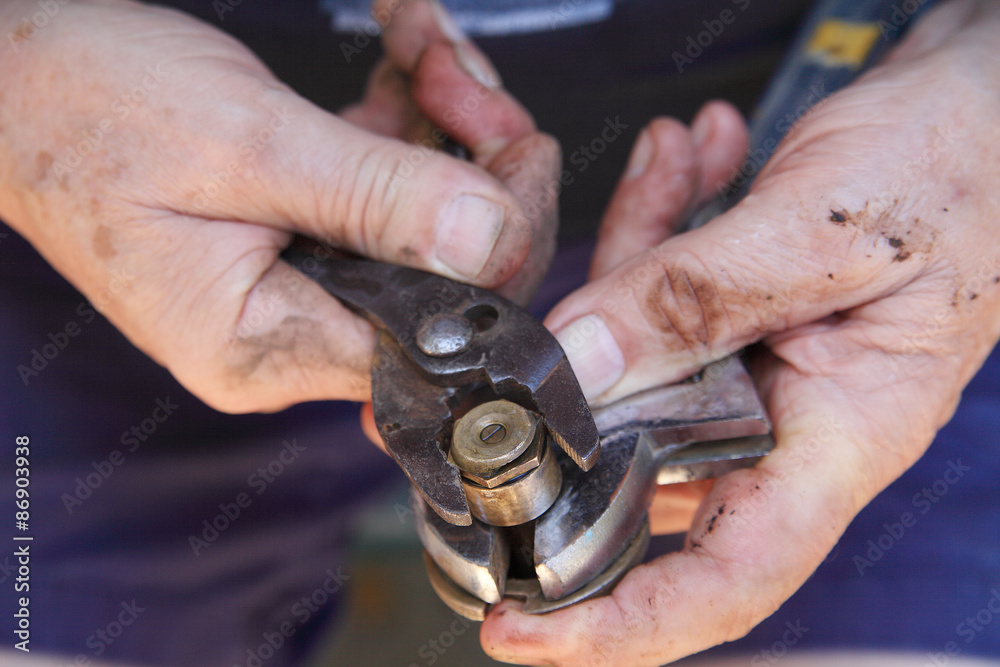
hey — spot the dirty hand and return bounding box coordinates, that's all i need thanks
[0,0,557,411]
[483,1,1000,664]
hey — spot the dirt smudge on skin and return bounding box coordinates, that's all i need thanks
[645,267,730,351]
[827,203,934,263]
[92,225,116,259]
[886,236,911,262]
[35,152,53,182]
[230,315,365,381]
[11,21,34,43]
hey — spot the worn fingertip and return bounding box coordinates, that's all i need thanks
[692,100,750,197]
[379,0,458,72]
[481,600,555,665]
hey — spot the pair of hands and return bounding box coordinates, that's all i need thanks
[2,0,999,665]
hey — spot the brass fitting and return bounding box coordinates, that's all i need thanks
[451,400,562,526]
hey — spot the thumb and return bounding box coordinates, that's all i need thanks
[184,93,532,288]
[545,194,927,402]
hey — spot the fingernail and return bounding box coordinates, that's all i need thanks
[429,0,467,43]
[554,315,626,401]
[624,129,655,180]
[691,110,714,148]
[454,42,502,90]
[435,194,504,279]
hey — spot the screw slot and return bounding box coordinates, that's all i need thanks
[479,423,507,444]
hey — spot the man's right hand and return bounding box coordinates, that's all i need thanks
[0,0,559,412]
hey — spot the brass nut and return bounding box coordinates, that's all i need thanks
[451,400,542,486]
[456,430,544,489]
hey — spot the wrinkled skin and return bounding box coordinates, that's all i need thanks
[0,0,558,413]
[482,1,1000,665]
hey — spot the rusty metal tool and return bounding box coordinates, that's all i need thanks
[280,241,772,619]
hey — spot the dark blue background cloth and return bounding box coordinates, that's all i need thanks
[0,223,400,665]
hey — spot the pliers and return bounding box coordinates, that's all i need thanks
[281,240,773,619]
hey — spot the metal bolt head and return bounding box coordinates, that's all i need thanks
[416,313,474,358]
[451,400,540,482]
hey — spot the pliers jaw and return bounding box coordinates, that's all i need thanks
[281,242,600,527]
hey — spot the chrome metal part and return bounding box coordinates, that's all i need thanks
[657,434,775,484]
[522,519,649,614]
[592,356,770,461]
[424,551,489,621]
[533,431,656,600]
[414,492,509,604]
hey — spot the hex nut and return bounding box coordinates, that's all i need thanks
[455,430,544,489]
